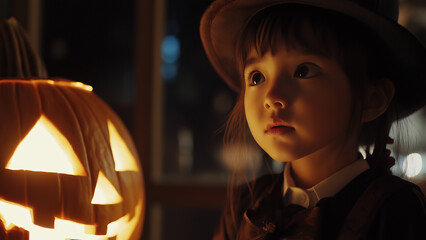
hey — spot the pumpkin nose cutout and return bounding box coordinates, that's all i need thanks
[91,171,123,205]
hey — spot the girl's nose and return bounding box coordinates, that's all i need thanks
[265,99,285,110]
[264,79,287,110]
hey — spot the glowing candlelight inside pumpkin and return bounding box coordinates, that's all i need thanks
[0,112,144,239]
[6,115,86,176]
[91,171,123,204]
[0,197,143,240]
[108,120,139,172]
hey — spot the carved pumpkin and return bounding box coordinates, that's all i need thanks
[0,19,145,240]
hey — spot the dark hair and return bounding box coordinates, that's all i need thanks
[224,4,398,186]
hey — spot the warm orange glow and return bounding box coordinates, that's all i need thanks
[91,171,123,205]
[69,81,93,92]
[6,115,86,176]
[46,80,93,91]
[108,121,139,172]
[0,197,142,240]
[0,79,93,92]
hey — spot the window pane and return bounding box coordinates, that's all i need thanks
[41,0,135,127]
[155,0,237,183]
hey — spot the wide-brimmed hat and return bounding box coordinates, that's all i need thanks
[200,0,426,119]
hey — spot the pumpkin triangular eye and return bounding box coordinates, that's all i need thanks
[91,171,123,204]
[6,115,86,176]
[108,120,139,172]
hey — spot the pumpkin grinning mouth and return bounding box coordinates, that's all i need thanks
[0,197,143,240]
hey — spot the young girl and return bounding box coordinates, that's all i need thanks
[200,0,426,239]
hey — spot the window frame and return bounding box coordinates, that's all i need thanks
[134,0,227,239]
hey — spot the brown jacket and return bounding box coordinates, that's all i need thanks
[213,170,426,240]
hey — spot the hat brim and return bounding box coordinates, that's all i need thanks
[200,0,426,119]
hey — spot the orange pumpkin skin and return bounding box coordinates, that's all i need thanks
[0,79,145,240]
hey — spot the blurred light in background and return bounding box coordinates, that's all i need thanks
[161,35,180,81]
[403,153,423,178]
[272,161,285,174]
[161,35,180,63]
[220,144,263,175]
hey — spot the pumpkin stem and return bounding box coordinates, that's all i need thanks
[0,17,48,79]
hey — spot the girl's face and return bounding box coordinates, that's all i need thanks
[243,44,355,162]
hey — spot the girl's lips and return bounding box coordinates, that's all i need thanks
[265,125,294,135]
[265,117,294,135]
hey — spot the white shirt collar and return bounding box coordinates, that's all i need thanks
[283,158,370,208]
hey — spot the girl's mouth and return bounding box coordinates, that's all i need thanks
[265,125,294,135]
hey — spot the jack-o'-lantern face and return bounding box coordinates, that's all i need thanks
[0,80,145,240]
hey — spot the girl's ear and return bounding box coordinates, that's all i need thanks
[361,78,395,123]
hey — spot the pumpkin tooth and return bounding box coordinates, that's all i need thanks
[0,197,143,239]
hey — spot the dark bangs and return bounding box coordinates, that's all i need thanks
[238,5,341,72]
[237,4,386,92]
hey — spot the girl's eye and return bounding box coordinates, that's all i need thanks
[294,63,321,79]
[248,71,265,86]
